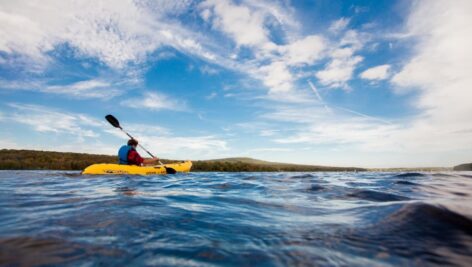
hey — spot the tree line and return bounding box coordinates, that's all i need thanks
[0,149,365,172]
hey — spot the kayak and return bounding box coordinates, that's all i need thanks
[82,161,192,175]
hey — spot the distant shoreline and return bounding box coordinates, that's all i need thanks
[0,149,455,172]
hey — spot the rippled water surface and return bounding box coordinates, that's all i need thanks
[1,171,472,266]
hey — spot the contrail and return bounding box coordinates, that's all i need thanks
[307,80,323,102]
[307,80,391,124]
[333,106,392,124]
[307,80,330,112]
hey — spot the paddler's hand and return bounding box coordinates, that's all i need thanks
[143,157,160,165]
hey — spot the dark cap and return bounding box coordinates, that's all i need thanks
[127,139,138,146]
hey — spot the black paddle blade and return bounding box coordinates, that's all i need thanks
[105,114,120,128]
[165,167,177,174]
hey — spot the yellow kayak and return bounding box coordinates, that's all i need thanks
[82,161,192,175]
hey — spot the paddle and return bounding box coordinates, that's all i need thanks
[105,114,176,174]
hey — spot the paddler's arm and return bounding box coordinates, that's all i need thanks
[142,157,160,165]
[129,150,158,166]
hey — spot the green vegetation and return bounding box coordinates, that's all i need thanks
[0,149,365,172]
[453,163,472,171]
[0,149,117,170]
[369,167,451,172]
[191,157,364,172]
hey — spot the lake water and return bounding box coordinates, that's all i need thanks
[1,171,471,266]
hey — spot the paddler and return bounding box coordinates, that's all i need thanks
[118,139,160,166]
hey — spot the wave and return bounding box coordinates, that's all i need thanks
[394,172,427,178]
[342,203,472,265]
[305,184,326,192]
[431,173,458,177]
[0,236,125,266]
[2,170,471,266]
[289,174,316,179]
[346,189,410,202]
[394,180,418,185]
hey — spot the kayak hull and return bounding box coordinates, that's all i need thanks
[82,161,192,175]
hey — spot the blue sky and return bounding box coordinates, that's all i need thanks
[0,0,471,167]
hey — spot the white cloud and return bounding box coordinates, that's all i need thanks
[140,135,227,155]
[242,0,300,33]
[200,8,212,22]
[259,129,279,137]
[278,35,326,66]
[121,91,187,111]
[105,124,171,139]
[0,0,368,99]
[271,116,398,150]
[360,64,391,80]
[0,78,126,100]
[1,103,228,159]
[104,123,228,158]
[200,0,272,49]
[316,53,363,89]
[252,34,326,93]
[248,0,472,167]
[391,0,472,152]
[329,17,350,33]
[0,138,20,150]
[199,65,220,75]
[258,61,293,93]
[0,0,212,69]
[0,0,363,97]
[259,103,403,162]
[44,79,122,99]
[315,28,366,89]
[198,0,329,94]
[6,103,102,138]
[249,147,293,153]
[206,92,217,100]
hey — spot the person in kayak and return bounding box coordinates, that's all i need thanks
[118,139,160,166]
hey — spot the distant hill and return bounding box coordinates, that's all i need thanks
[0,149,365,172]
[201,157,275,164]
[453,163,472,171]
[0,149,116,170]
[192,157,365,172]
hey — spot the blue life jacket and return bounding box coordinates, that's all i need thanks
[118,145,133,164]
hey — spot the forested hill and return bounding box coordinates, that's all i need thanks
[0,149,116,170]
[0,149,366,172]
[453,163,472,171]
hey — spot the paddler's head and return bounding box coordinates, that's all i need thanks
[128,139,138,149]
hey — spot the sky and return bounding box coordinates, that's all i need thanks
[0,0,471,168]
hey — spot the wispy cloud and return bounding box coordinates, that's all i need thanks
[389,0,472,152]
[199,65,220,75]
[1,102,228,158]
[200,0,272,48]
[329,17,350,33]
[1,1,471,167]
[205,92,218,100]
[0,0,215,70]
[360,64,391,80]
[6,103,102,139]
[44,79,122,99]
[315,27,368,90]
[0,0,367,98]
[121,91,188,111]
[0,78,127,100]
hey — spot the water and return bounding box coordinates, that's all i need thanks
[1,171,472,266]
